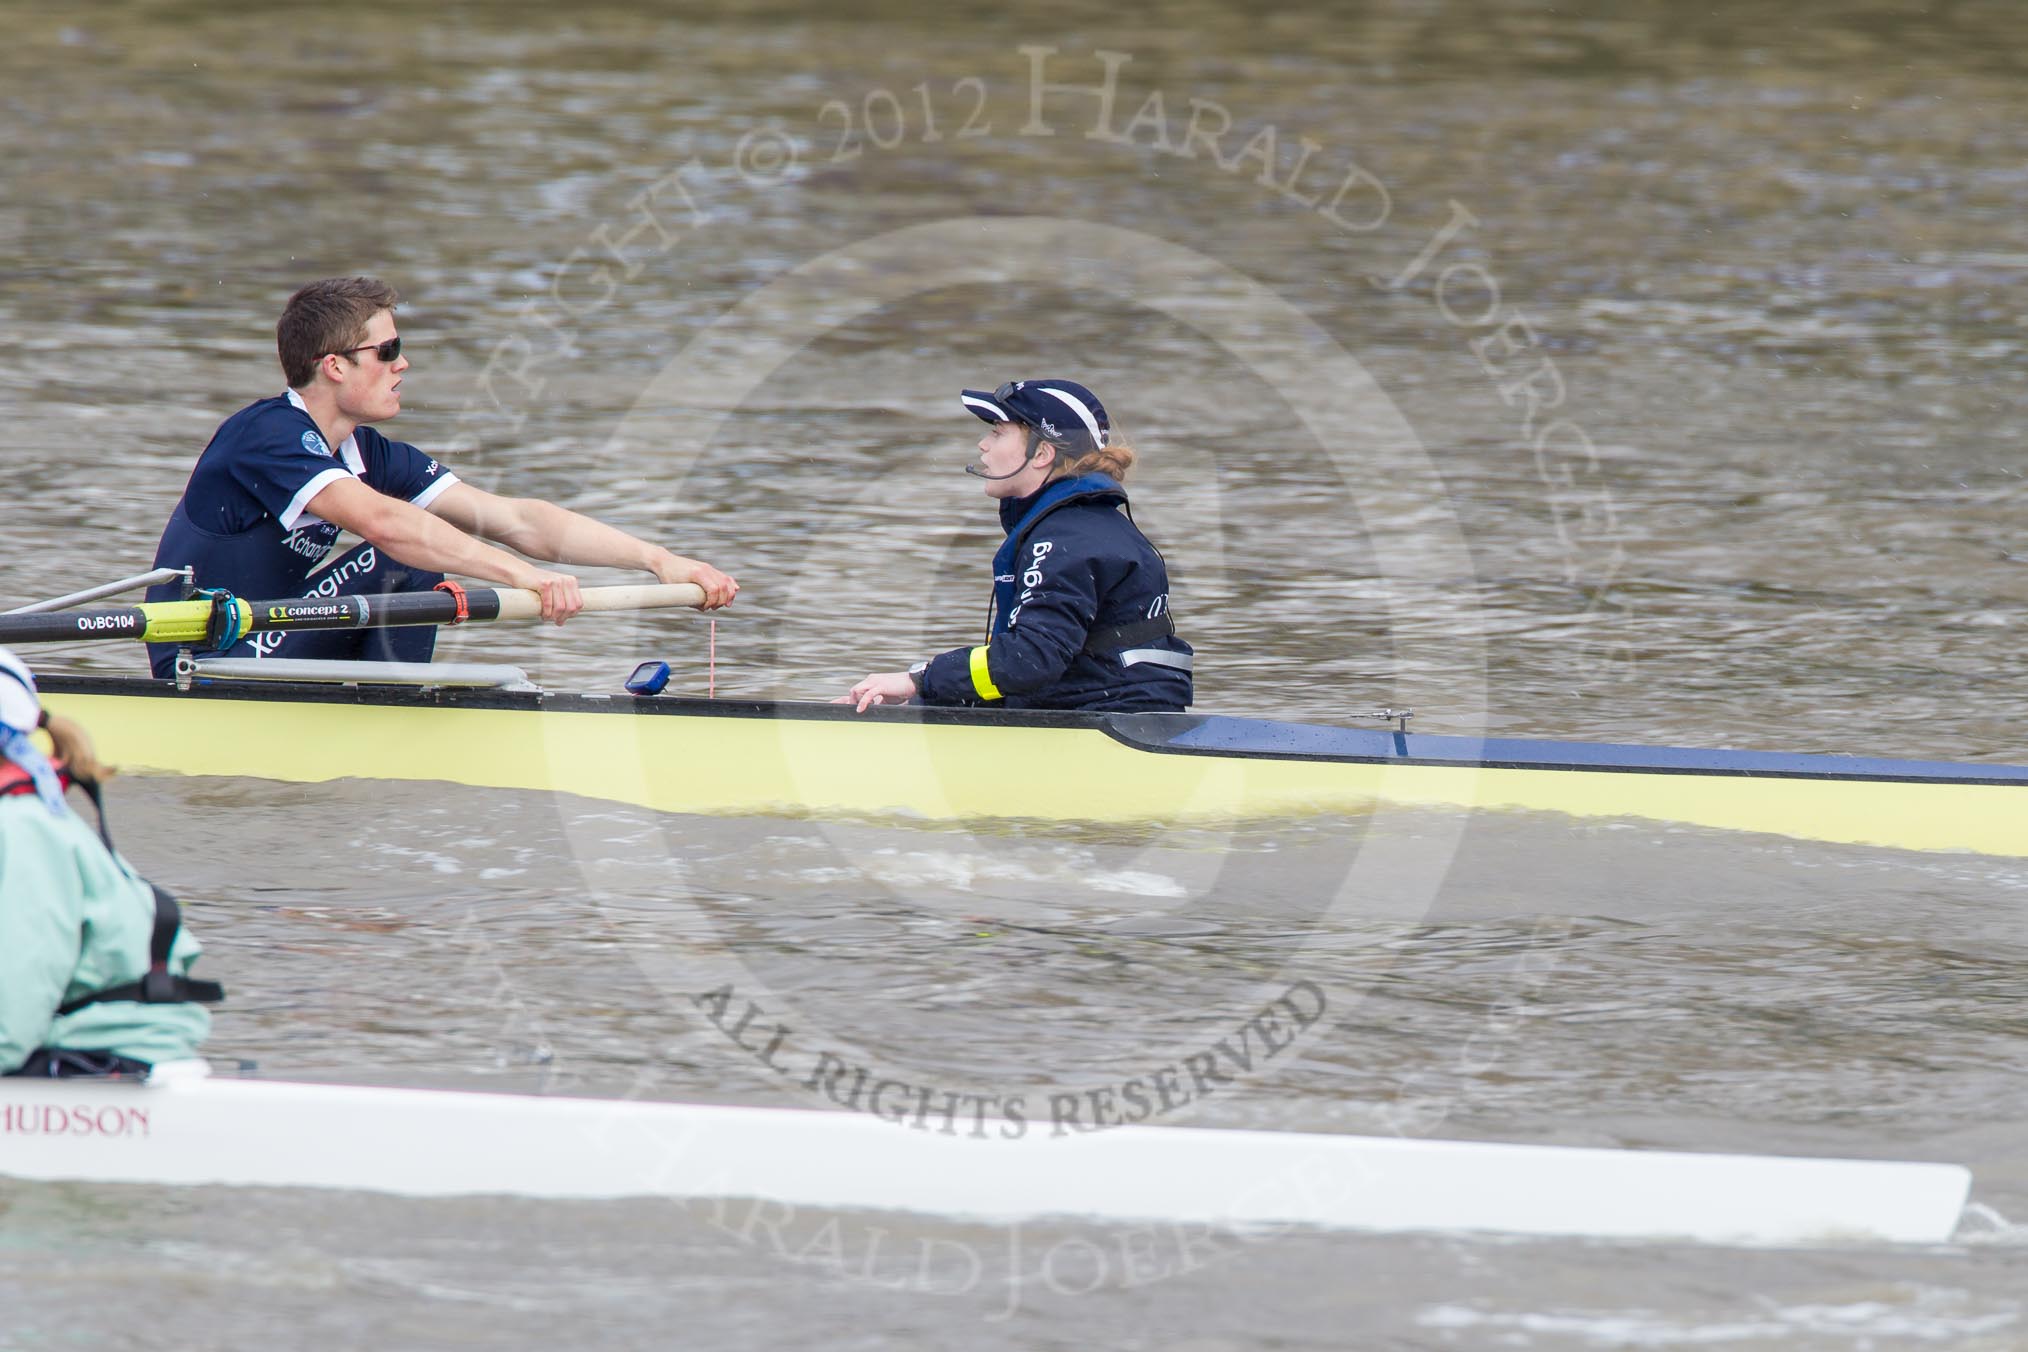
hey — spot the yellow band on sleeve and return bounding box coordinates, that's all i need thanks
[968,645,1003,701]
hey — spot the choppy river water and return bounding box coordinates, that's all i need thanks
[4,2,2028,1348]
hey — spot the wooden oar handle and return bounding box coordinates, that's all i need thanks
[490,583,706,621]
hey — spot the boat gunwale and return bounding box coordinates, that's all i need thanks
[37,674,2028,789]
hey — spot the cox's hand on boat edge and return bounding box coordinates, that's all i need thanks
[652,554,739,610]
[836,670,918,712]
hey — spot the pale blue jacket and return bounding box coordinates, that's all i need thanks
[0,795,211,1071]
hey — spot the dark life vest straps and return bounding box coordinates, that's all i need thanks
[6,1047,154,1079]
[56,882,225,1015]
[1082,612,1176,656]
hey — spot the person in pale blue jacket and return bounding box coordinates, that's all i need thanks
[0,646,220,1077]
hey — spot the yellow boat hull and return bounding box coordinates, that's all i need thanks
[37,678,2028,857]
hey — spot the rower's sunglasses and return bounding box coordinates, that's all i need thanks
[336,336,403,364]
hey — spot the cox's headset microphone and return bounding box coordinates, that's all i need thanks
[964,427,1050,479]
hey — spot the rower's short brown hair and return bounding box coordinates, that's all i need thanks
[277,277,399,389]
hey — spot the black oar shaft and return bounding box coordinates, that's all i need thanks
[0,607,152,645]
[247,590,502,633]
[0,583,704,648]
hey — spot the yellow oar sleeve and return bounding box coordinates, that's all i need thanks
[138,600,249,646]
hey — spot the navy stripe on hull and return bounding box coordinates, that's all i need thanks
[1107,714,2028,787]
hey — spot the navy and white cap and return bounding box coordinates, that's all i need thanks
[960,380,1109,456]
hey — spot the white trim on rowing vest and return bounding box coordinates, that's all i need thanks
[284,389,365,475]
[278,467,352,531]
[408,472,461,512]
[1120,648,1192,671]
[279,389,362,529]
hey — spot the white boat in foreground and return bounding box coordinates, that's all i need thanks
[0,1065,1969,1246]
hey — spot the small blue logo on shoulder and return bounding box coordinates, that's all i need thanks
[301,430,328,456]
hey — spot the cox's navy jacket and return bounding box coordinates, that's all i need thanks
[916,474,1192,712]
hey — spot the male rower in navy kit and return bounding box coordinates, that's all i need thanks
[145,276,737,677]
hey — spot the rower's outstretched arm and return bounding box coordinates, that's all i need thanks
[304,478,584,622]
[426,484,738,610]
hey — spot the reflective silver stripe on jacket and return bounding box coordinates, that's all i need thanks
[1119,648,1193,672]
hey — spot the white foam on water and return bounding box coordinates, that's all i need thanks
[1079,870,1188,899]
[1417,1289,2021,1345]
[370,843,466,876]
[1956,1202,2028,1246]
[848,846,1186,901]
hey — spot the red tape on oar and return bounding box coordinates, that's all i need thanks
[432,579,470,625]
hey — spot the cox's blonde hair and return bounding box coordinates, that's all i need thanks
[1047,423,1138,482]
